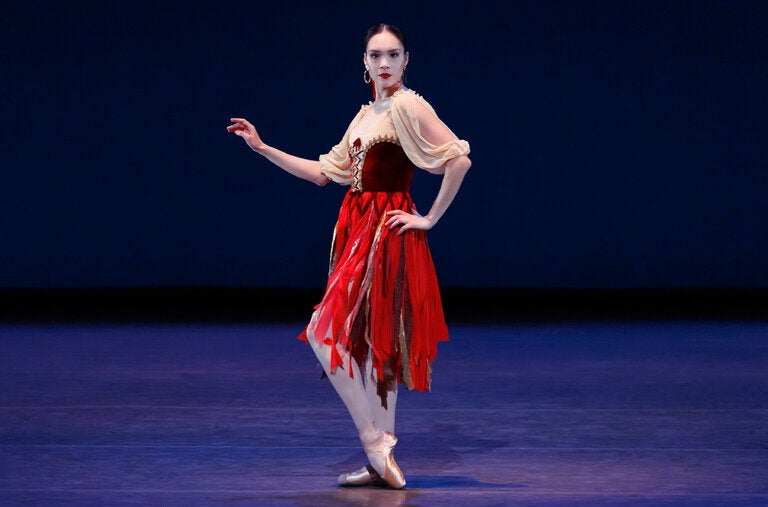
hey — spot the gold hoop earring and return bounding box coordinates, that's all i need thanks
[363,66,371,84]
[402,65,407,85]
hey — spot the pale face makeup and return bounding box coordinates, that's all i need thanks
[363,31,409,98]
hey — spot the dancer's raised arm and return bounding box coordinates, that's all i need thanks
[227,117,329,186]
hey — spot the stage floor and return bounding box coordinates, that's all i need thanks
[1,320,767,506]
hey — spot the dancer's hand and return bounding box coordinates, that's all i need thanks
[227,117,267,152]
[385,209,433,235]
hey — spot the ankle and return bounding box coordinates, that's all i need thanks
[358,425,382,447]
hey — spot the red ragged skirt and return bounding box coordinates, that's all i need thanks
[299,190,449,396]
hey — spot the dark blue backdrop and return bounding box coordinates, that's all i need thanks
[1,1,766,288]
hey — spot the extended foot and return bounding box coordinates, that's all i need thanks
[337,464,388,487]
[363,431,406,489]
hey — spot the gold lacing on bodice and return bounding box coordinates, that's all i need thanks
[349,134,400,192]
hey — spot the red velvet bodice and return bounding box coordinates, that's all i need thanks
[351,139,415,193]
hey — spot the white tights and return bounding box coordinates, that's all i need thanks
[307,326,398,446]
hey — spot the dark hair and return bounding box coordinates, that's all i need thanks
[363,23,408,52]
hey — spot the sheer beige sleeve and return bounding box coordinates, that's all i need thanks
[319,106,368,185]
[390,90,470,171]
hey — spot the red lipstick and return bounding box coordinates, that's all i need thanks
[379,73,392,79]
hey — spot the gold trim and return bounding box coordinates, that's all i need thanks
[362,134,400,152]
[349,141,365,192]
[357,212,388,350]
[327,221,339,277]
[399,309,412,389]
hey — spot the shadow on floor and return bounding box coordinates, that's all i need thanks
[263,478,526,506]
[405,475,528,489]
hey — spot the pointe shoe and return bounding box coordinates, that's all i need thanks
[363,431,406,489]
[337,464,388,487]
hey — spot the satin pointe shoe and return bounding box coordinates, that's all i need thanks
[363,431,406,489]
[337,464,388,487]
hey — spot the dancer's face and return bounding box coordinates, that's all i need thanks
[363,31,409,88]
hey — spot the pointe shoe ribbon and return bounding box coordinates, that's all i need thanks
[337,464,387,487]
[363,431,406,489]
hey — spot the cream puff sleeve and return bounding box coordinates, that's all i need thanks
[319,105,367,185]
[390,90,470,172]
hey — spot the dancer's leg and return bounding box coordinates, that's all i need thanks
[364,353,397,434]
[307,324,406,488]
[306,327,378,443]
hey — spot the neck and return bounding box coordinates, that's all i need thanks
[375,81,403,101]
